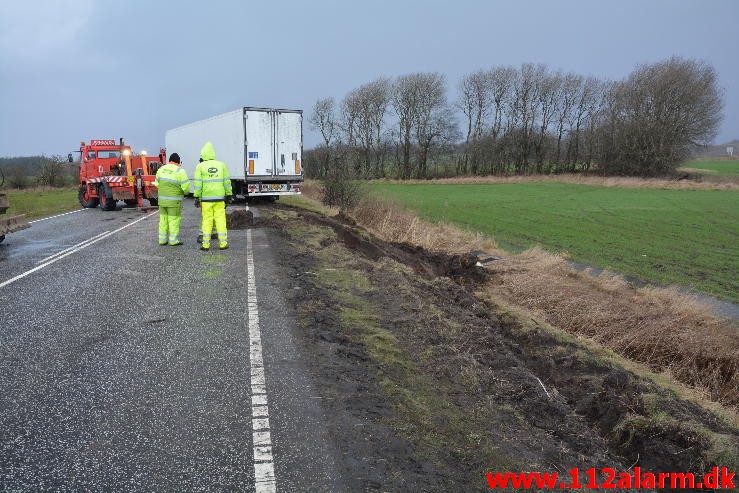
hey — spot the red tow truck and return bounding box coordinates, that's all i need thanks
[70,139,165,210]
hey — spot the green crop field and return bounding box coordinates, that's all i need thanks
[679,160,739,176]
[369,182,739,303]
[3,188,79,221]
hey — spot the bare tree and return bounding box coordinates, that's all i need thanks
[566,76,600,170]
[553,73,581,169]
[310,97,338,147]
[583,80,609,170]
[366,78,392,177]
[485,66,516,174]
[598,57,723,176]
[534,70,560,172]
[507,63,547,173]
[309,97,339,177]
[489,66,516,141]
[458,70,493,174]
[341,79,392,177]
[392,74,419,179]
[412,73,452,178]
[341,93,360,149]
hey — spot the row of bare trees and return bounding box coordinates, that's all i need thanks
[309,73,459,179]
[307,57,722,179]
[457,64,607,175]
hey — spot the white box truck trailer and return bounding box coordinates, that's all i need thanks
[165,107,303,199]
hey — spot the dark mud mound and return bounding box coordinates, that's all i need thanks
[394,243,481,281]
[226,209,253,229]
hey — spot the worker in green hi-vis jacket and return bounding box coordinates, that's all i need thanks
[153,153,190,246]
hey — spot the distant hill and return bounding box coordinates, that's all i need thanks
[692,140,739,158]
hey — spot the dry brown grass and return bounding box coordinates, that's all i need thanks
[302,179,498,254]
[350,194,499,254]
[299,182,739,409]
[486,247,739,407]
[374,174,739,191]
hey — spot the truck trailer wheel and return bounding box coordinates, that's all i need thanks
[78,185,100,208]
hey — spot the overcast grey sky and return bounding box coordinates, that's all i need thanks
[0,0,737,156]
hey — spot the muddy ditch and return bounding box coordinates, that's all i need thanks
[264,207,738,491]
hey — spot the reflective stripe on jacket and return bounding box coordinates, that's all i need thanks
[154,163,190,207]
[193,142,232,202]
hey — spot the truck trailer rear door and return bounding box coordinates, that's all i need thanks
[275,111,302,177]
[244,109,274,178]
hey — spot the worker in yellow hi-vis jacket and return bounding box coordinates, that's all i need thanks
[154,153,190,246]
[193,142,232,251]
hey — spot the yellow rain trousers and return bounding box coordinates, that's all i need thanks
[155,162,189,245]
[158,206,183,245]
[200,201,227,249]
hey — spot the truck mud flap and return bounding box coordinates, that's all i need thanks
[0,214,30,236]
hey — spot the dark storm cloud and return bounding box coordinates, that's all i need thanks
[1,0,737,156]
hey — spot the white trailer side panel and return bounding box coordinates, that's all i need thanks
[165,109,246,182]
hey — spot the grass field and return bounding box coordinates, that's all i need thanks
[679,160,739,176]
[2,187,78,221]
[368,182,739,303]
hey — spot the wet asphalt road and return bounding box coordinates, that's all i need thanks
[0,201,344,492]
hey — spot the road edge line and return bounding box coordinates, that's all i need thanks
[247,228,278,493]
[28,208,87,224]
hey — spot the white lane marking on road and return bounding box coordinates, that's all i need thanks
[28,208,87,224]
[0,212,158,289]
[247,228,278,493]
[35,230,111,264]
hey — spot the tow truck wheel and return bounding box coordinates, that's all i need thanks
[78,185,100,208]
[99,184,117,211]
[101,194,117,211]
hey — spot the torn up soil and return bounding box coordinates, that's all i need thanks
[300,210,486,284]
[263,206,738,492]
[225,209,253,229]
